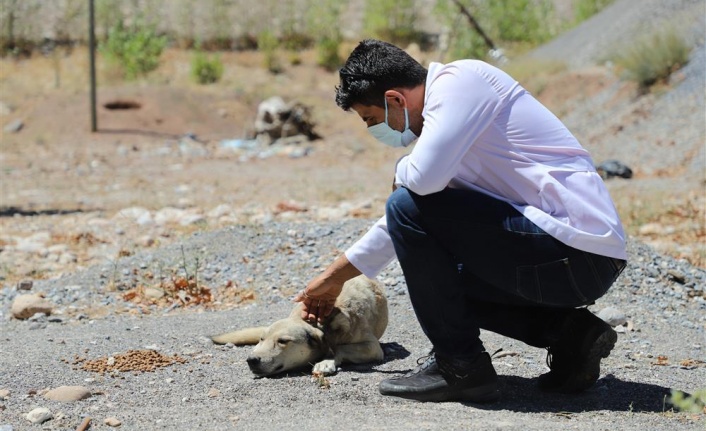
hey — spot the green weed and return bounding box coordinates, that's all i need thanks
[257,30,283,74]
[574,0,614,24]
[669,388,706,414]
[611,28,691,91]
[100,20,167,80]
[190,51,224,84]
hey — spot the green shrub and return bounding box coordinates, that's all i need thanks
[364,0,422,46]
[317,35,342,71]
[669,388,706,413]
[612,28,690,90]
[257,30,283,74]
[100,20,167,80]
[434,0,555,61]
[190,51,224,84]
[281,31,314,51]
[486,0,553,44]
[574,0,614,24]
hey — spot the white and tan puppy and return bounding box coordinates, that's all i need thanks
[211,275,388,377]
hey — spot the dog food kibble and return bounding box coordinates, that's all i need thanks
[76,349,187,374]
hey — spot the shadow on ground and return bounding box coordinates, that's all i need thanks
[472,374,674,413]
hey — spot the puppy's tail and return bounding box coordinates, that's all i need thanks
[211,327,267,345]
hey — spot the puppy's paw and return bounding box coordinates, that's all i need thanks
[312,359,337,376]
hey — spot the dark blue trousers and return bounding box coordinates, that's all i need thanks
[385,187,626,359]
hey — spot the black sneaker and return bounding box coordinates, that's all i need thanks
[538,308,617,393]
[378,351,500,402]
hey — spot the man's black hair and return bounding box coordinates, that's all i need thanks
[335,39,428,111]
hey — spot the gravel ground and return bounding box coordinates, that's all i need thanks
[529,0,705,70]
[2,1,705,430]
[1,219,705,430]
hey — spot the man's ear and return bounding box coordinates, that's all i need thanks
[384,90,406,108]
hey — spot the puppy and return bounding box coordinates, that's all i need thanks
[211,275,388,376]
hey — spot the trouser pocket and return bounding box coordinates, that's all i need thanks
[584,253,626,298]
[516,254,626,307]
[516,258,587,307]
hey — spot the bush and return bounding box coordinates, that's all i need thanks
[486,0,553,44]
[100,20,167,80]
[316,35,342,71]
[364,0,422,46]
[190,51,224,84]
[669,388,706,413]
[257,30,283,74]
[611,29,690,91]
[281,31,314,51]
[574,0,614,24]
[434,0,555,61]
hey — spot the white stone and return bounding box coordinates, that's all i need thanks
[3,118,23,133]
[104,417,122,427]
[179,213,206,226]
[26,407,53,424]
[597,306,627,327]
[144,287,165,299]
[44,385,91,402]
[208,204,232,219]
[11,294,54,319]
[0,388,9,399]
[154,207,186,225]
[115,207,151,221]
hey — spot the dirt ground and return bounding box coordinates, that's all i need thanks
[0,47,703,288]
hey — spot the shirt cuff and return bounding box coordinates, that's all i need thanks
[344,216,397,278]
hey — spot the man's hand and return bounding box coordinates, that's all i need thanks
[293,275,343,323]
[293,254,361,323]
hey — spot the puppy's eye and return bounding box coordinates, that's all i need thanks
[277,338,292,346]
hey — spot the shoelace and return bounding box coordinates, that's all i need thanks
[400,350,436,377]
[403,347,505,379]
[545,347,555,370]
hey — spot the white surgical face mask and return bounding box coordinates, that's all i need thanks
[368,99,418,148]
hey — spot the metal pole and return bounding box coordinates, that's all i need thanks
[88,0,97,132]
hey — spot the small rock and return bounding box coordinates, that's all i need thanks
[597,306,627,327]
[44,386,91,402]
[3,119,23,133]
[16,280,33,290]
[28,312,48,322]
[11,294,54,319]
[0,388,9,400]
[666,269,686,284]
[638,223,664,236]
[154,207,186,225]
[25,407,53,424]
[208,204,232,219]
[207,388,221,398]
[144,287,165,299]
[104,417,122,427]
[179,213,206,226]
[0,101,12,116]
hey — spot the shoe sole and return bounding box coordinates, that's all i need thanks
[380,381,501,403]
[577,327,617,389]
[557,326,617,393]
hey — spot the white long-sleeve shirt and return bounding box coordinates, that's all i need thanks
[345,60,627,278]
